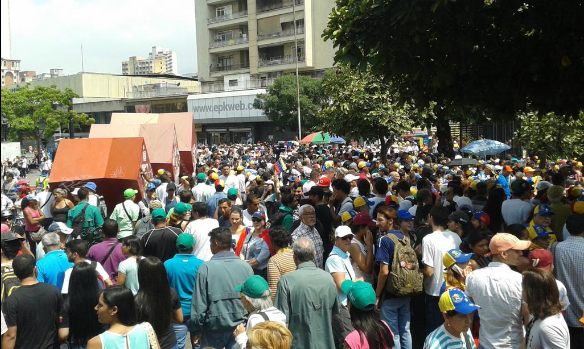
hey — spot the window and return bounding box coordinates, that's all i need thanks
[229,79,238,87]
[291,45,305,60]
[217,56,234,70]
[215,30,233,42]
[216,5,232,17]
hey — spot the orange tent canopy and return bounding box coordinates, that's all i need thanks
[49,138,153,210]
[110,112,197,173]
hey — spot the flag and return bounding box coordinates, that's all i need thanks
[274,158,287,174]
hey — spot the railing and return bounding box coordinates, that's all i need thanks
[258,55,305,67]
[126,86,189,99]
[257,27,304,41]
[202,78,275,93]
[208,10,248,24]
[209,36,249,48]
[257,0,303,13]
[210,62,250,73]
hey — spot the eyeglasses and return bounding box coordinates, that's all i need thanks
[340,235,354,241]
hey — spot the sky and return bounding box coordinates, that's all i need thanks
[8,0,198,76]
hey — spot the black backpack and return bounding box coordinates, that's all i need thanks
[1,265,20,305]
[267,209,291,231]
[71,203,90,238]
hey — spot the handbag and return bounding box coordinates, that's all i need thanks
[29,226,47,243]
[141,322,161,349]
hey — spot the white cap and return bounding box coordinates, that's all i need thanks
[344,174,359,182]
[335,225,354,238]
[71,188,80,195]
[48,222,73,235]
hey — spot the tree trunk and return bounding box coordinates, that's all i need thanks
[436,116,454,158]
[379,137,389,164]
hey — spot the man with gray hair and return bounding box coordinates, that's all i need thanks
[233,275,287,348]
[275,237,339,349]
[35,232,73,290]
[291,205,324,268]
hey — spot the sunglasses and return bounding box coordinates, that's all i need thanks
[252,218,263,223]
[340,235,354,241]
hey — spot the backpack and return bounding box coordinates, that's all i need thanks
[266,209,291,230]
[384,233,423,297]
[134,217,154,239]
[71,203,90,238]
[1,265,20,305]
[96,195,108,220]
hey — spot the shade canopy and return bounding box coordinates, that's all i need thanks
[461,139,511,156]
[299,132,331,144]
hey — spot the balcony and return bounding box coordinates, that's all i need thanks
[208,10,248,24]
[210,62,250,73]
[258,27,304,41]
[257,0,303,13]
[126,85,189,99]
[209,36,249,49]
[202,78,275,93]
[258,55,305,67]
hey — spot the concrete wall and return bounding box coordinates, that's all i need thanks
[10,73,201,98]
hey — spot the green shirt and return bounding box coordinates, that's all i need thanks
[275,261,340,349]
[279,205,294,232]
[66,201,104,232]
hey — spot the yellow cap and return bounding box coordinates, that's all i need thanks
[237,166,244,171]
[341,211,355,223]
[210,173,218,180]
[157,169,165,175]
[256,175,262,182]
[410,187,418,196]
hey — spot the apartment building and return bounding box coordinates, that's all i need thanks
[122,47,178,76]
[195,0,335,84]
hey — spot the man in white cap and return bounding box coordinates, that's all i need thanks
[325,226,358,348]
[465,233,532,349]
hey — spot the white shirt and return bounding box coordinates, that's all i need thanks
[422,229,461,296]
[88,193,99,207]
[501,198,534,225]
[192,183,208,203]
[526,314,570,349]
[1,194,13,211]
[556,279,570,311]
[61,260,110,294]
[156,183,169,204]
[465,262,524,349]
[221,175,239,191]
[184,218,219,261]
[234,307,287,349]
[35,191,55,219]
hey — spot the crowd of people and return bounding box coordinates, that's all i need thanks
[1,140,583,349]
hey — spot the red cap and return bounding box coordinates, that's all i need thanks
[528,249,553,271]
[317,177,331,187]
[353,213,376,227]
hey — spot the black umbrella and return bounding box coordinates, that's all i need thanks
[447,158,478,166]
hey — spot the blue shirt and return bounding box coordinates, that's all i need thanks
[36,250,73,290]
[496,174,511,199]
[325,245,355,306]
[241,232,271,270]
[206,192,227,217]
[165,254,204,317]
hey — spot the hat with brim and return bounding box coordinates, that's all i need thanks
[443,249,474,269]
[341,280,376,311]
[335,225,354,238]
[124,189,138,199]
[151,208,167,220]
[439,289,481,314]
[48,222,73,235]
[234,275,270,299]
[354,197,374,208]
[488,233,531,255]
[174,202,192,216]
[353,212,376,227]
[1,231,25,242]
[176,233,194,250]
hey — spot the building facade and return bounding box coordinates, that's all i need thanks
[1,58,20,87]
[122,47,178,76]
[193,0,336,144]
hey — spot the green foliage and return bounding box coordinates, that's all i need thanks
[253,75,323,133]
[319,65,421,161]
[323,0,584,118]
[516,112,584,159]
[1,85,94,146]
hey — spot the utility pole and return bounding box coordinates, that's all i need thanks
[292,0,302,140]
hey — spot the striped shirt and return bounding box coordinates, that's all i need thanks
[267,248,296,301]
[423,324,477,349]
[554,235,584,327]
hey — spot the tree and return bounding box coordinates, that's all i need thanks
[253,75,323,135]
[516,112,584,162]
[323,0,584,118]
[319,65,422,162]
[323,0,584,155]
[1,85,94,159]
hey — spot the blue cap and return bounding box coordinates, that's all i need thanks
[146,182,156,191]
[443,249,474,268]
[533,225,550,238]
[252,212,266,220]
[40,173,48,177]
[84,182,97,191]
[439,289,481,314]
[386,177,394,183]
[397,210,414,220]
[534,203,554,216]
[511,158,519,163]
